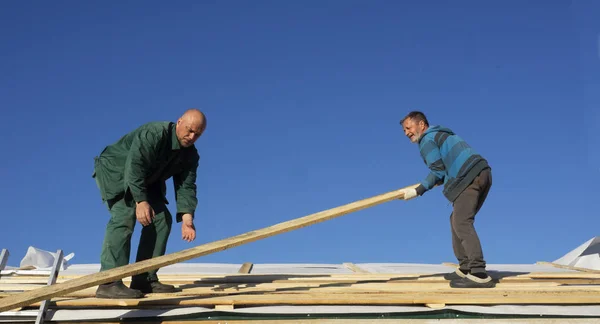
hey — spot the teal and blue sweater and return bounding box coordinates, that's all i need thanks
[415,125,490,202]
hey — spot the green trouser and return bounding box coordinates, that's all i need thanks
[99,190,173,283]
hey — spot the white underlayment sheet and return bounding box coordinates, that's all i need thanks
[553,236,600,270]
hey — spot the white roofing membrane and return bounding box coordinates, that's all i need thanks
[553,236,600,270]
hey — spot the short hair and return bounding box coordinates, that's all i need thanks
[400,111,429,127]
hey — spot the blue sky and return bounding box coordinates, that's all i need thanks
[0,1,598,269]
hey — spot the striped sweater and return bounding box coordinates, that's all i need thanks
[415,125,490,202]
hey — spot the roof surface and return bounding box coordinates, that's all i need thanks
[1,238,600,323]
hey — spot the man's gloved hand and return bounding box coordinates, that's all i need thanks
[400,188,418,201]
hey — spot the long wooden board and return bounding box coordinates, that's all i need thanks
[0,279,566,298]
[21,290,600,307]
[0,183,419,312]
[536,261,600,274]
[3,270,600,284]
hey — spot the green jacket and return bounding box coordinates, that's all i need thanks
[93,121,199,222]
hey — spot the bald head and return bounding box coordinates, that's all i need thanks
[176,109,206,147]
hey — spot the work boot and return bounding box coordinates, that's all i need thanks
[443,268,469,280]
[450,273,496,288]
[130,279,178,294]
[95,281,144,299]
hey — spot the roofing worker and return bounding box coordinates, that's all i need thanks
[92,109,207,298]
[399,111,495,288]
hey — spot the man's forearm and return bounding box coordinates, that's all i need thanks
[417,171,443,196]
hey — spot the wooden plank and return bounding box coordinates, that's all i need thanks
[214,304,234,310]
[0,279,563,292]
[192,272,599,282]
[25,289,600,307]
[425,303,445,309]
[238,263,253,274]
[441,262,458,267]
[0,280,566,298]
[536,261,600,274]
[1,283,49,291]
[343,263,369,273]
[525,272,600,279]
[0,183,420,312]
[166,282,573,298]
[4,272,599,285]
[4,269,592,281]
[143,283,595,296]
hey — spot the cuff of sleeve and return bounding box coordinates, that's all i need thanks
[415,184,426,196]
[176,212,194,223]
[132,192,148,203]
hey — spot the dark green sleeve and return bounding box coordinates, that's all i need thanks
[173,152,199,222]
[124,130,160,203]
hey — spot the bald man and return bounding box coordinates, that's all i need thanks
[92,109,207,298]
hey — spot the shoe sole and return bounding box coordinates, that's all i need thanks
[144,289,180,294]
[449,281,496,288]
[95,293,144,299]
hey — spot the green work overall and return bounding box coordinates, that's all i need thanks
[93,121,199,283]
[95,181,173,282]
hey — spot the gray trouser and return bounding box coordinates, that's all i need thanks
[450,168,492,274]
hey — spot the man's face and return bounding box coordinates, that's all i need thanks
[176,118,205,147]
[402,118,425,143]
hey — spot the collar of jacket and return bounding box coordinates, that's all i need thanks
[170,122,182,150]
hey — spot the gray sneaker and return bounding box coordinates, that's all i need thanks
[443,268,469,280]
